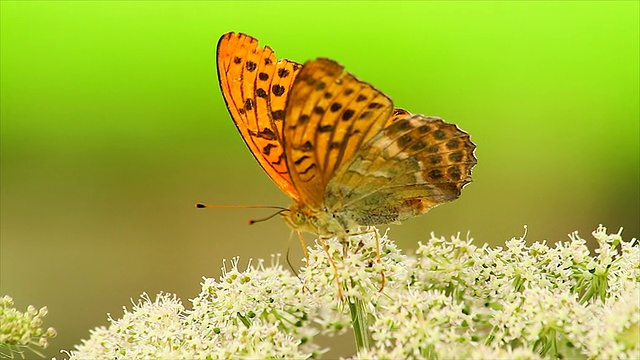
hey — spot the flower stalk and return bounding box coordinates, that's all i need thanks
[347,297,370,352]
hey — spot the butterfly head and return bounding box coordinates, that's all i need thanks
[278,204,299,226]
[280,203,316,234]
[281,203,348,238]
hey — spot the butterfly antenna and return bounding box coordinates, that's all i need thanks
[247,208,288,225]
[195,203,287,225]
[195,203,286,210]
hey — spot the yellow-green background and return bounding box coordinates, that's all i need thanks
[1,1,638,357]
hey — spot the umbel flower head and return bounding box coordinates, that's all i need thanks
[0,295,57,359]
[65,225,639,359]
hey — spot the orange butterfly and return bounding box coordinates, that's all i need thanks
[207,32,476,243]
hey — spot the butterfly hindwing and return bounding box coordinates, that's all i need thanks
[326,114,477,224]
[386,108,412,126]
[217,32,302,201]
[283,58,394,209]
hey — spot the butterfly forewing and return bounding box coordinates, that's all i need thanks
[217,32,302,201]
[283,58,393,208]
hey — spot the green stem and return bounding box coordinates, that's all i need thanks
[348,297,370,353]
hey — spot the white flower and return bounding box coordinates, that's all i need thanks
[570,278,640,359]
[61,225,639,359]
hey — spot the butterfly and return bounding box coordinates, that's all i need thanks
[211,32,476,242]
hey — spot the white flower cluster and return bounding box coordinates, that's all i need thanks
[0,295,57,358]
[65,226,639,359]
[67,255,346,359]
[348,225,640,359]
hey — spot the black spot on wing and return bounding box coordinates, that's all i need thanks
[342,109,355,121]
[411,140,427,152]
[318,124,334,132]
[301,141,313,152]
[277,68,290,78]
[446,139,460,149]
[429,169,443,179]
[272,85,285,96]
[262,143,277,155]
[244,98,254,111]
[359,111,372,119]
[257,127,277,140]
[272,109,284,120]
[449,152,463,162]
[294,155,309,165]
[448,166,461,180]
[299,163,316,176]
[271,152,285,165]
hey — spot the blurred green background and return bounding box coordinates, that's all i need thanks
[1,1,638,358]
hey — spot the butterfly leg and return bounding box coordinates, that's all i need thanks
[372,228,386,292]
[340,236,348,259]
[318,236,344,300]
[287,231,310,294]
[296,231,310,261]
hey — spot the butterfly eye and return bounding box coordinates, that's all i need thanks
[292,210,306,226]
